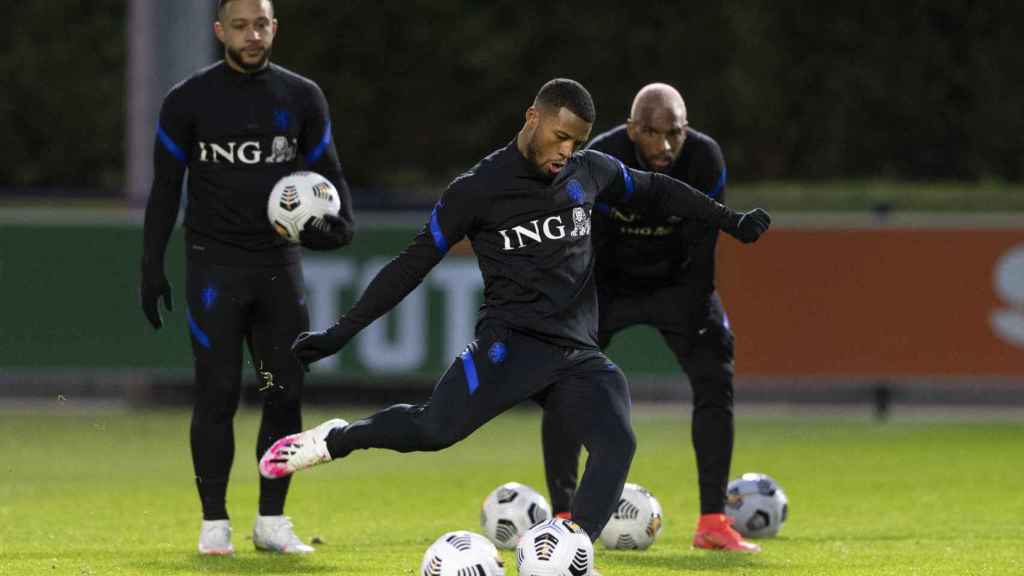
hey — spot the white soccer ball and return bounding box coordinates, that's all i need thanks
[420,531,505,576]
[599,482,663,550]
[725,472,789,538]
[516,518,593,576]
[266,171,341,243]
[480,482,551,549]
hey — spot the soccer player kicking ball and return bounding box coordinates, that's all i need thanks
[259,79,770,553]
[541,83,760,552]
[140,0,353,556]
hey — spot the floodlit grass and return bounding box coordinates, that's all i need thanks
[1,407,1022,575]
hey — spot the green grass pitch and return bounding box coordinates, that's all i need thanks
[1,406,1021,575]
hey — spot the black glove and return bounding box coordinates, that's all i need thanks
[726,208,771,243]
[291,323,353,370]
[300,213,353,251]
[140,264,173,330]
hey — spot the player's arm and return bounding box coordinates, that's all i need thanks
[291,179,477,367]
[140,86,191,330]
[297,82,354,250]
[680,141,727,328]
[586,150,768,243]
[687,140,728,297]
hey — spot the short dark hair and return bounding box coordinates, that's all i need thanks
[534,78,596,124]
[218,0,274,19]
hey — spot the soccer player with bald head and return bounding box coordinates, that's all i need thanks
[257,79,770,556]
[541,83,761,552]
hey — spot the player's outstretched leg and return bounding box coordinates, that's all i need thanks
[261,325,547,478]
[259,418,348,479]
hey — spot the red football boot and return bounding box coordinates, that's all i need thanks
[692,514,761,552]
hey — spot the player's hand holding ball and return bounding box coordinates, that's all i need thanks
[728,208,771,243]
[299,212,353,250]
[268,171,354,251]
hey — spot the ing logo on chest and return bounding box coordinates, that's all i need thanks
[496,206,592,251]
[197,137,297,164]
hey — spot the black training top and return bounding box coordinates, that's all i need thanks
[142,60,352,267]
[588,125,726,301]
[330,140,741,350]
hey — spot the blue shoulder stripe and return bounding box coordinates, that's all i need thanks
[157,124,187,163]
[429,202,449,254]
[709,166,727,200]
[305,120,332,165]
[617,160,635,202]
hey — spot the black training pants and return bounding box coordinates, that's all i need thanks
[326,321,636,540]
[186,258,309,520]
[543,287,735,516]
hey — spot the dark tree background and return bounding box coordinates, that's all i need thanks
[2,1,1021,195]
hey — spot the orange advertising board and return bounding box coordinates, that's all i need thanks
[716,228,1024,376]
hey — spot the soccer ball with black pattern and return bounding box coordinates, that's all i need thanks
[480,482,551,549]
[420,530,505,576]
[515,518,593,576]
[598,482,663,550]
[725,472,789,538]
[267,171,340,244]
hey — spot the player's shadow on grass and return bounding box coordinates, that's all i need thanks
[133,554,337,575]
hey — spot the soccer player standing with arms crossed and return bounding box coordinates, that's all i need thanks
[541,83,760,552]
[256,79,770,554]
[139,0,353,555]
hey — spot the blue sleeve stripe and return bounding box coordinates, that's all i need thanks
[157,124,187,163]
[618,160,635,202]
[429,202,449,254]
[461,350,480,395]
[305,120,332,165]
[186,308,211,349]
[709,166,727,200]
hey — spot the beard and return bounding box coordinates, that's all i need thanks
[225,44,271,72]
[523,134,553,180]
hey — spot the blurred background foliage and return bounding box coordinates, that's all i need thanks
[1,1,1021,205]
